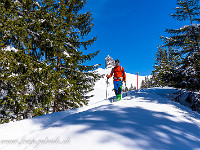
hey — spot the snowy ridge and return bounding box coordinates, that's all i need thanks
[0,69,200,149]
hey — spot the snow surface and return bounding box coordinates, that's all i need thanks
[0,68,200,150]
[2,45,18,53]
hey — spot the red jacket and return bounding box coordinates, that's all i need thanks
[108,66,126,81]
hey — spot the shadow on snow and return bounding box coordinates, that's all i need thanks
[38,90,200,150]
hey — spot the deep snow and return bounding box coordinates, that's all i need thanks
[0,68,200,150]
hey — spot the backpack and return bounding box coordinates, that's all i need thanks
[112,66,125,81]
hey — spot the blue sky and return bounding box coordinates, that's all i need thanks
[81,0,190,76]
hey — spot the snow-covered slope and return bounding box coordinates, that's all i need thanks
[0,69,200,150]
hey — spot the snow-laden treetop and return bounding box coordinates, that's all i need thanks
[2,45,18,53]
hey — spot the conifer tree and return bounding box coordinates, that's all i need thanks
[152,45,171,87]
[141,76,153,89]
[0,0,101,123]
[37,0,101,112]
[0,0,51,122]
[161,0,200,91]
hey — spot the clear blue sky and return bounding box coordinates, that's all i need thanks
[81,0,189,76]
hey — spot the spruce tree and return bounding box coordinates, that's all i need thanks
[0,0,49,122]
[37,0,101,112]
[0,0,101,123]
[152,45,171,87]
[141,76,153,89]
[161,0,200,91]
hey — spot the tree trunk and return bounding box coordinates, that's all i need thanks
[53,47,61,112]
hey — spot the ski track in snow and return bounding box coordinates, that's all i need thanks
[0,68,200,150]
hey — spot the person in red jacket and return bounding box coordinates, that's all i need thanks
[106,59,126,100]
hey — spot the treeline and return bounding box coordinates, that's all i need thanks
[0,0,101,123]
[122,84,136,92]
[142,0,200,92]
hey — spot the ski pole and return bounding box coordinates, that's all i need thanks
[106,78,108,99]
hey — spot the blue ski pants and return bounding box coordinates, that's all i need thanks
[114,81,122,96]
